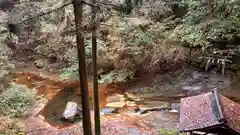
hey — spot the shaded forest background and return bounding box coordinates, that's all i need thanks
[1,0,240,84]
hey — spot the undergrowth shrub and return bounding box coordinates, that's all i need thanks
[0,116,25,135]
[97,17,185,83]
[60,38,107,81]
[0,25,14,92]
[169,0,240,49]
[170,23,210,48]
[0,83,36,117]
[60,62,79,80]
[133,0,179,21]
[96,17,152,83]
[0,24,33,134]
[98,69,135,84]
[121,22,153,46]
[60,16,185,84]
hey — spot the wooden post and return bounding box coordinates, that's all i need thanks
[91,0,101,134]
[73,0,92,135]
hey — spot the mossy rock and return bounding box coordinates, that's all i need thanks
[34,59,45,69]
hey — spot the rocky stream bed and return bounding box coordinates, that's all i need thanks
[11,68,240,135]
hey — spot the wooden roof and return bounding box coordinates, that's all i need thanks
[180,91,240,134]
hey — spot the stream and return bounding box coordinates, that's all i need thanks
[11,69,240,135]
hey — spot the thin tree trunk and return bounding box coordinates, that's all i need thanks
[91,0,101,134]
[73,0,92,135]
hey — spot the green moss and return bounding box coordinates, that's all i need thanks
[159,128,185,135]
[0,83,36,117]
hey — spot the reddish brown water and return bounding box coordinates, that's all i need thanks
[12,72,124,106]
[12,72,158,135]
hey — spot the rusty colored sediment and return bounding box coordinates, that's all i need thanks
[26,111,157,135]
[11,72,157,135]
[12,72,123,106]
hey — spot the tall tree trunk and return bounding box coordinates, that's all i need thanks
[73,0,92,135]
[91,0,101,134]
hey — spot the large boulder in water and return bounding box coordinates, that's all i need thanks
[62,101,82,122]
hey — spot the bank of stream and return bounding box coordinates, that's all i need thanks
[11,68,240,135]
